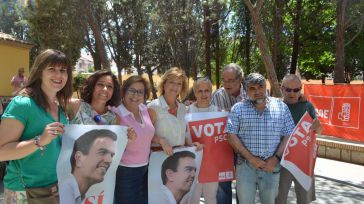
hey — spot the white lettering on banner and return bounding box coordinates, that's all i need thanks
[315,108,329,119]
[218,171,234,180]
[285,121,312,156]
[214,134,228,143]
[338,103,351,121]
[192,125,203,138]
[191,122,225,138]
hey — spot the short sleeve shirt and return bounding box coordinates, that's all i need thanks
[2,96,67,190]
[226,97,295,160]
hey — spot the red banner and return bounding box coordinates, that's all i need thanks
[281,112,318,191]
[185,112,235,183]
[304,84,364,142]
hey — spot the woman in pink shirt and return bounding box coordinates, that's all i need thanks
[111,75,170,204]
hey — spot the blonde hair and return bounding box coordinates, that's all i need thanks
[158,67,188,100]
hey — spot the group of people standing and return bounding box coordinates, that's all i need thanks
[0,48,322,204]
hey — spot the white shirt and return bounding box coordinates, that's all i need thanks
[149,185,176,204]
[148,96,187,146]
[59,174,83,204]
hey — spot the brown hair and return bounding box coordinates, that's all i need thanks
[157,67,188,100]
[21,49,73,110]
[121,75,151,101]
[80,70,121,107]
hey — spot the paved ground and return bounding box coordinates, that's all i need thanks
[1,157,363,204]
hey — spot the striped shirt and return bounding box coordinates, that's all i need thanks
[211,85,247,112]
[226,97,295,160]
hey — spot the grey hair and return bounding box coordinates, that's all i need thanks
[193,77,212,93]
[244,73,266,90]
[222,63,244,80]
[281,74,301,86]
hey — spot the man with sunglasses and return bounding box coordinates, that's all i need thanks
[276,74,322,204]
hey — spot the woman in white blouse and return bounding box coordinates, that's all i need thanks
[147,67,189,155]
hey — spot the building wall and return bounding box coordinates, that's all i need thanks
[0,43,30,96]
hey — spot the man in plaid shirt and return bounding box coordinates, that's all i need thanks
[227,73,295,204]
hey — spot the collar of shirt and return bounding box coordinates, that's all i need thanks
[70,174,83,204]
[159,95,179,115]
[117,103,147,119]
[161,185,177,204]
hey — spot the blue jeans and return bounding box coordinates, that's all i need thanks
[114,165,148,204]
[216,181,232,204]
[236,160,280,204]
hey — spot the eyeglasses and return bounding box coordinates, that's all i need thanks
[283,86,301,93]
[127,88,145,96]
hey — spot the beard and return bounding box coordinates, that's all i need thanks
[248,96,266,105]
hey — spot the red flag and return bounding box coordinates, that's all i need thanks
[281,112,318,191]
[186,112,235,183]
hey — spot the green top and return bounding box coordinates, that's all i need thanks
[2,96,68,191]
[286,101,316,125]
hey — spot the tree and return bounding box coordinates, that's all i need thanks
[80,0,110,70]
[243,0,281,97]
[289,0,303,74]
[0,0,29,40]
[334,0,347,83]
[27,0,84,65]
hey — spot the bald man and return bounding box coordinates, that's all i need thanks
[276,74,322,204]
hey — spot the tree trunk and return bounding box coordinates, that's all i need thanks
[290,0,302,74]
[244,5,252,74]
[272,0,284,81]
[81,0,110,70]
[145,65,157,99]
[243,0,281,97]
[203,0,212,79]
[214,22,221,89]
[334,0,347,84]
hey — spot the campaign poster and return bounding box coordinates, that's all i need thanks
[185,112,235,183]
[148,146,203,204]
[304,84,364,142]
[57,125,128,204]
[281,112,318,191]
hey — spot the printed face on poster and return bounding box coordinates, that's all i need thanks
[148,147,202,204]
[57,125,128,204]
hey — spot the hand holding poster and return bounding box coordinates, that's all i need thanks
[148,147,203,204]
[185,112,234,183]
[57,125,128,204]
[281,112,318,191]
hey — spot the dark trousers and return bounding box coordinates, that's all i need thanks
[114,165,148,204]
[216,181,233,204]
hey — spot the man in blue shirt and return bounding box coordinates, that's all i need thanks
[227,73,295,204]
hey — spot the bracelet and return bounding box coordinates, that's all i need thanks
[275,154,282,161]
[34,136,46,155]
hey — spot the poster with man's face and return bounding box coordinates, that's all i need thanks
[148,146,203,204]
[57,125,128,204]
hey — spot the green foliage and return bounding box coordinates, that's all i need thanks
[1,0,363,83]
[0,0,29,40]
[73,72,87,97]
[298,1,336,80]
[26,0,84,65]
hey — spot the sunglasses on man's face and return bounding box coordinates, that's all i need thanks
[283,86,301,93]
